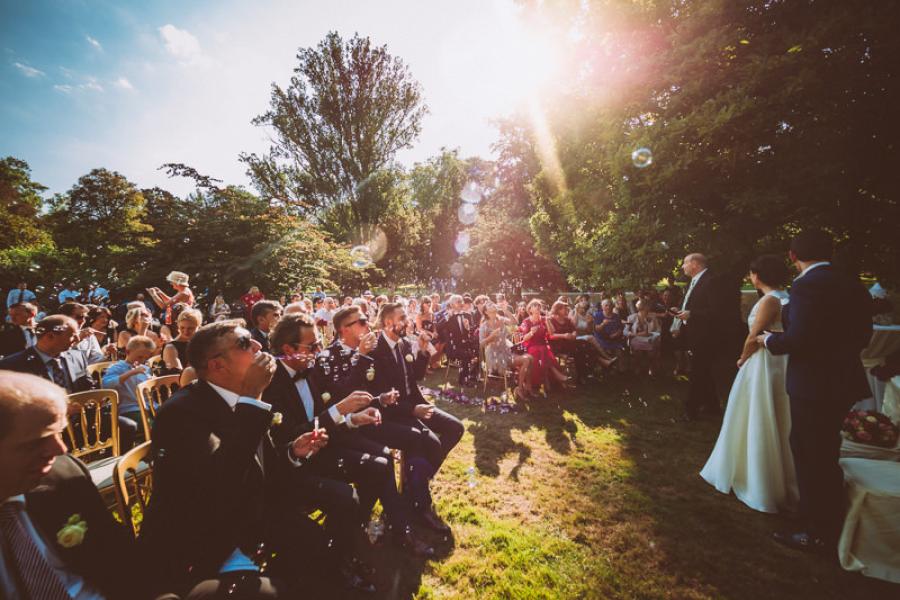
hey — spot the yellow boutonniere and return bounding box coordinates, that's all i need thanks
[405,354,414,363]
[57,514,87,548]
[321,392,332,403]
[366,366,375,381]
[271,412,283,426]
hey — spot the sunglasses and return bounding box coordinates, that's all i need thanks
[211,333,254,359]
[344,317,369,328]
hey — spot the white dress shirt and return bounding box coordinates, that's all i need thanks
[280,362,344,425]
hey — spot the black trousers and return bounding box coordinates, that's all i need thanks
[686,347,737,417]
[789,396,848,545]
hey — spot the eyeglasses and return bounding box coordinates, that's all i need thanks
[210,333,254,359]
[293,340,323,352]
[344,318,369,328]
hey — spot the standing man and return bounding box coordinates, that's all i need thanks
[58,282,82,305]
[759,230,872,552]
[0,371,136,600]
[6,282,36,309]
[249,300,283,354]
[673,253,744,420]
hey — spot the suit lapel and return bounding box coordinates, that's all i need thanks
[274,362,310,425]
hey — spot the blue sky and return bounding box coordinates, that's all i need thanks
[1,0,562,197]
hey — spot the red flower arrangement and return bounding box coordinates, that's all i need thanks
[842,410,899,448]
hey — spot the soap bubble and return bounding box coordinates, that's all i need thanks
[631,147,653,168]
[454,231,471,254]
[350,245,373,269]
[457,203,477,225]
[450,262,464,278]
[460,181,482,204]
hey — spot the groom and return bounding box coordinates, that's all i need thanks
[760,230,872,552]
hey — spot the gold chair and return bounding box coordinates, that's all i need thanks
[66,389,120,492]
[135,375,180,440]
[85,361,116,388]
[147,354,164,376]
[112,441,153,537]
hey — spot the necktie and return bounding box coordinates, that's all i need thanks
[23,327,35,347]
[291,370,307,382]
[682,278,697,310]
[394,343,410,395]
[17,289,24,304]
[47,358,68,390]
[0,502,73,600]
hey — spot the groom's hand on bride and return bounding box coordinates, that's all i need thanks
[755,333,769,346]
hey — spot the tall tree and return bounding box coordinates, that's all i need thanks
[241,31,428,244]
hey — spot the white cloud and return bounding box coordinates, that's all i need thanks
[59,66,75,79]
[114,76,134,91]
[86,35,102,51]
[13,61,45,78]
[158,24,206,65]
[53,84,73,94]
[79,76,104,92]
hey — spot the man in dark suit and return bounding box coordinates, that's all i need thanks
[249,300,282,353]
[264,313,434,563]
[368,303,464,532]
[139,321,335,598]
[437,295,479,387]
[761,230,873,552]
[0,302,38,358]
[673,253,745,419]
[0,371,136,600]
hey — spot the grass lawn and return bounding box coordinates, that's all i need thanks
[359,370,898,599]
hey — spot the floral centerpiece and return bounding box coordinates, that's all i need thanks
[842,410,899,448]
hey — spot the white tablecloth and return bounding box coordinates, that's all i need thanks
[855,326,900,412]
[839,458,900,583]
[884,376,900,425]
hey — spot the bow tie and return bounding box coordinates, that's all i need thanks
[292,370,308,382]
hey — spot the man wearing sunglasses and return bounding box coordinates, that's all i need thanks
[264,315,435,580]
[140,321,338,598]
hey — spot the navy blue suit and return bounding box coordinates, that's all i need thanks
[766,263,872,544]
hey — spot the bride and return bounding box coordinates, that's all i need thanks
[700,255,799,513]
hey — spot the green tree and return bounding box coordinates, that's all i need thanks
[241,31,428,244]
[0,157,56,285]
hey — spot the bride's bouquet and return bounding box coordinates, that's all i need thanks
[842,410,899,448]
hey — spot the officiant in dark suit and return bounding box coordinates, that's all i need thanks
[139,321,336,598]
[673,253,745,420]
[761,230,872,552]
[0,371,136,600]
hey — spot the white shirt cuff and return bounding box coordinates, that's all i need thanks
[237,397,272,411]
[327,404,344,426]
[286,448,305,467]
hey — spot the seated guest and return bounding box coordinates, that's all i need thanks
[139,321,337,598]
[625,300,662,376]
[480,301,533,398]
[209,293,231,321]
[369,303,464,532]
[0,371,136,600]
[593,299,627,371]
[85,304,117,349]
[572,299,618,369]
[283,301,307,316]
[0,302,38,357]
[158,302,189,345]
[161,309,202,375]
[614,292,634,319]
[102,335,156,449]
[117,306,163,358]
[520,300,570,390]
[547,301,593,384]
[58,302,115,364]
[438,294,479,387]
[514,302,528,325]
[250,300,283,353]
[0,315,95,393]
[265,314,433,564]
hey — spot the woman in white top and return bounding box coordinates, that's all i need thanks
[624,300,662,375]
[700,255,798,513]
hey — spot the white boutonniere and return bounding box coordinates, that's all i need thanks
[405,353,414,363]
[57,514,88,548]
[321,392,332,403]
[271,412,283,426]
[366,366,375,381]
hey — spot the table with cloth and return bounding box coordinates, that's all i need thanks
[838,458,900,583]
[855,325,900,413]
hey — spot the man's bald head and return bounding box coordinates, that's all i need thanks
[682,253,708,277]
[0,371,69,497]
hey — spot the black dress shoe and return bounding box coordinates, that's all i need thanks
[396,530,436,558]
[421,509,451,534]
[772,531,827,553]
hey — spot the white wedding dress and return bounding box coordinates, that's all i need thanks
[700,290,799,513]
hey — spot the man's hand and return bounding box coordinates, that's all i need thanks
[291,430,328,459]
[378,389,399,406]
[350,407,382,427]
[358,332,377,356]
[336,391,373,415]
[755,334,769,347]
[240,352,277,399]
[413,403,435,420]
[676,310,690,321]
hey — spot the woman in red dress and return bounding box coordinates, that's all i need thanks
[240,286,264,323]
[519,299,570,389]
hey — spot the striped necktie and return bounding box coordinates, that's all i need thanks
[47,358,68,390]
[0,501,73,600]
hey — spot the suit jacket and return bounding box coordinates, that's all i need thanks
[0,323,29,357]
[250,327,270,353]
[437,312,477,358]
[0,346,94,393]
[263,361,345,452]
[315,339,376,404]
[767,265,872,404]
[23,454,136,599]
[682,269,745,355]
[367,334,430,419]
[138,380,276,593]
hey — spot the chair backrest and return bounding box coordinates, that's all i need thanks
[135,375,180,440]
[146,354,164,376]
[85,361,116,388]
[65,389,119,460]
[112,441,152,537]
